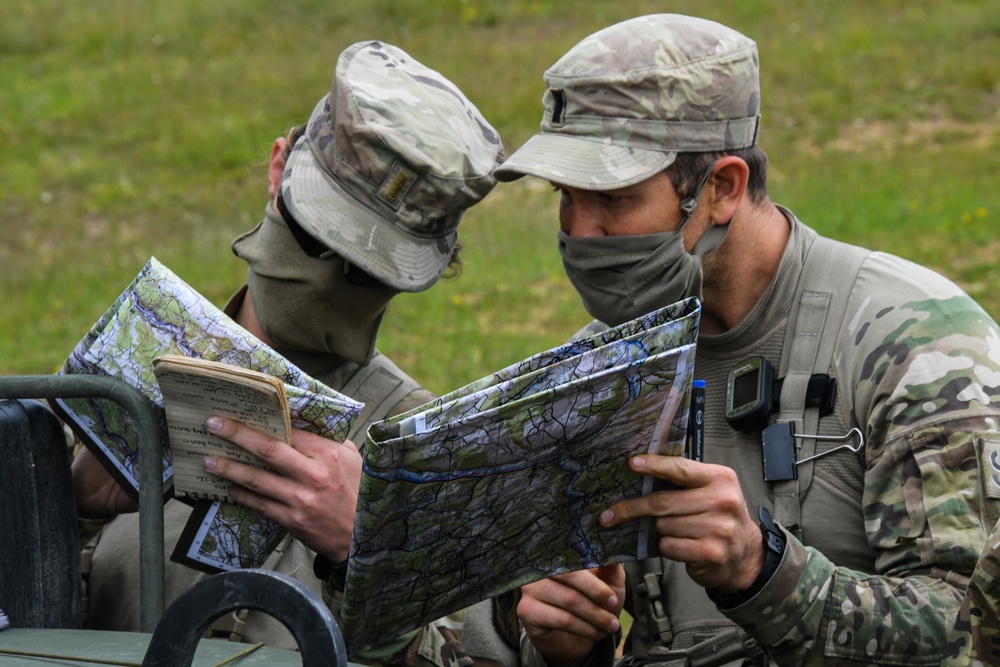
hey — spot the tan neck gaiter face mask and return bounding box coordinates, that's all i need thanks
[231,203,400,366]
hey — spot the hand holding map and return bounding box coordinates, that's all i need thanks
[342,297,700,651]
[56,257,362,572]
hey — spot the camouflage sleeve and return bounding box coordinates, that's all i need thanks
[723,254,999,665]
[727,416,985,665]
[943,514,1000,665]
[943,431,1000,665]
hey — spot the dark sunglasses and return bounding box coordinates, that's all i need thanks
[275,193,387,289]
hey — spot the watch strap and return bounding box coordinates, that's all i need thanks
[707,505,786,608]
[313,553,349,590]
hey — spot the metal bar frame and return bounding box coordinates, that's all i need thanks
[0,375,164,631]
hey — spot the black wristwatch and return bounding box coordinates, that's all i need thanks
[313,553,349,590]
[707,505,786,609]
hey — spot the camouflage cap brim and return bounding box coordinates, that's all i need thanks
[494,132,677,190]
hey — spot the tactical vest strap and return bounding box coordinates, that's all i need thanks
[686,628,766,667]
[771,374,836,417]
[635,558,674,646]
[774,236,869,534]
[615,627,765,667]
[341,351,422,443]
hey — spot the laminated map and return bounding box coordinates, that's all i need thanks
[56,257,362,571]
[341,297,700,651]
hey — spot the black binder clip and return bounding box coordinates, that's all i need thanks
[761,423,864,482]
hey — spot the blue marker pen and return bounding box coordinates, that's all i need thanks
[689,380,706,463]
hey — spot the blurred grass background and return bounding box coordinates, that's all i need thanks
[2,0,998,396]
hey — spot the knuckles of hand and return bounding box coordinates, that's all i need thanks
[647,492,674,515]
[285,507,312,532]
[713,492,747,517]
[711,464,740,486]
[257,436,283,459]
[288,485,313,508]
[242,467,266,490]
[699,541,734,568]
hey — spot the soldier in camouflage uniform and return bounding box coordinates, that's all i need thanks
[74,40,512,666]
[494,14,1000,667]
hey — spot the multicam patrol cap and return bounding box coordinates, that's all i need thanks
[282,41,504,292]
[494,14,760,190]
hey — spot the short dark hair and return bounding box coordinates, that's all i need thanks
[666,147,769,205]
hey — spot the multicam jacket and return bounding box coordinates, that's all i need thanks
[528,210,999,666]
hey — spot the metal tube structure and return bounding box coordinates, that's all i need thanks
[0,374,164,631]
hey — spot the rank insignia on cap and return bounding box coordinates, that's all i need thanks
[378,162,417,208]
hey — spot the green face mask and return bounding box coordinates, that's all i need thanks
[232,203,400,365]
[559,228,706,326]
[558,165,727,326]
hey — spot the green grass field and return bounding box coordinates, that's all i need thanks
[2,0,998,396]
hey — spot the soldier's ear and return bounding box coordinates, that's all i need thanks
[709,157,748,223]
[268,138,288,199]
